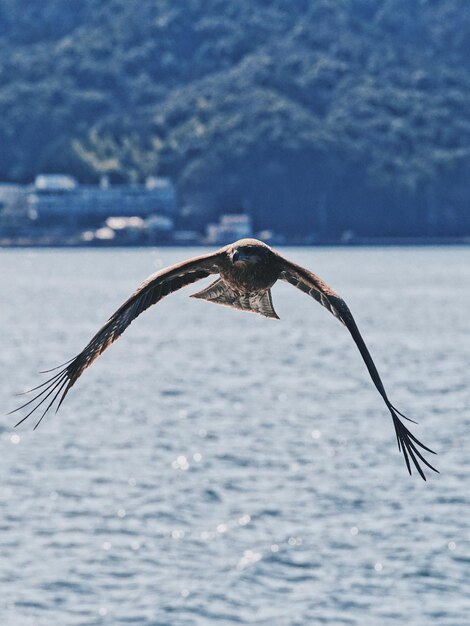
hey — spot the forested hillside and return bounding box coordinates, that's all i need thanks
[1,0,470,236]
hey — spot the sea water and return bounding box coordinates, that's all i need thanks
[0,247,469,625]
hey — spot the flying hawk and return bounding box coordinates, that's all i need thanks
[11,238,437,479]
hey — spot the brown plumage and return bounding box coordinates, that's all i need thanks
[11,238,438,479]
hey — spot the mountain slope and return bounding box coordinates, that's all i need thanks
[1,0,470,235]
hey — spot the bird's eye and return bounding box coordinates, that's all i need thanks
[232,250,240,262]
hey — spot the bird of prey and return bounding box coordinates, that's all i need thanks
[11,238,437,479]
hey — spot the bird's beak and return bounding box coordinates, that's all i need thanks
[232,250,257,264]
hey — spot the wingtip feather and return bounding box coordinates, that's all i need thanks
[390,406,438,481]
[10,369,70,428]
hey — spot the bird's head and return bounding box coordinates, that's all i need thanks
[229,239,272,266]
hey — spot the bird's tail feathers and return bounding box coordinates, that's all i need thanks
[191,279,279,319]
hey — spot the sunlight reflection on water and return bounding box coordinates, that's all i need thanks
[1,246,469,625]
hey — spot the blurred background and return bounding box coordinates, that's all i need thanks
[1,3,470,626]
[1,0,470,245]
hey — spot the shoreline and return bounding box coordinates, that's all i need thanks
[1,237,470,249]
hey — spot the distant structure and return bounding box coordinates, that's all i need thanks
[83,214,174,245]
[29,174,177,228]
[0,184,24,213]
[0,174,179,245]
[0,183,31,234]
[34,174,77,192]
[206,214,253,244]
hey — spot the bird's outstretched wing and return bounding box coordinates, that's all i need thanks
[11,251,224,429]
[278,256,438,480]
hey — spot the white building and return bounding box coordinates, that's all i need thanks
[0,184,31,231]
[206,214,253,244]
[29,174,177,228]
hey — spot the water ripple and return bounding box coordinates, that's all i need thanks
[1,247,469,625]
